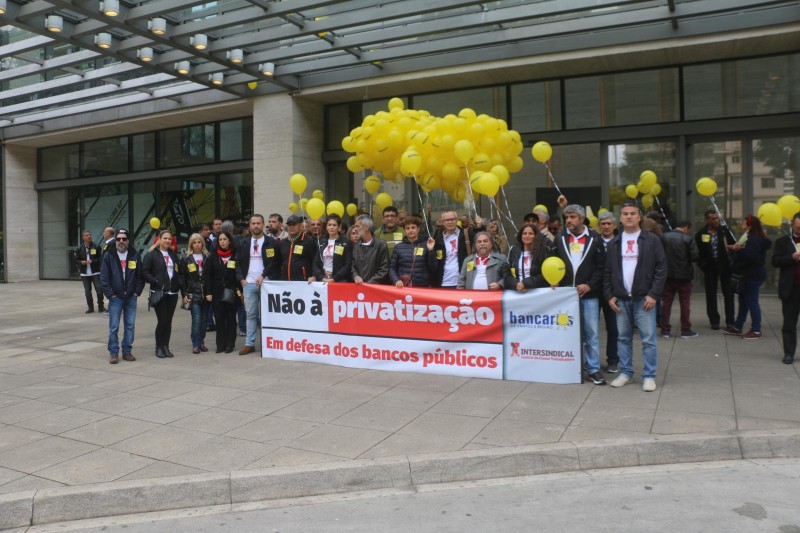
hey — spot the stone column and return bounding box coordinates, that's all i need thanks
[252,94,325,219]
[3,145,38,282]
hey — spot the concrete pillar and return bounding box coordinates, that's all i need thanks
[3,145,38,282]
[252,94,325,219]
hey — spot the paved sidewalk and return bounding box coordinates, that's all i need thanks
[0,281,798,496]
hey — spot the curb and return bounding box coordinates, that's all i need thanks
[3,428,800,529]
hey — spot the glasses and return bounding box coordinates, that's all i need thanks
[116,237,128,241]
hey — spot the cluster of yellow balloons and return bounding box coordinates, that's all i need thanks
[341,97,525,203]
[288,172,359,220]
[757,194,800,227]
[625,170,662,210]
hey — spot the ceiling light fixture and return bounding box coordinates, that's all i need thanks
[210,73,224,85]
[100,0,119,16]
[95,32,112,48]
[190,33,208,50]
[45,15,64,32]
[227,49,243,64]
[175,61,191,75]
[148,17,167,35]
[259,62,275,76]
[137,47,154,62]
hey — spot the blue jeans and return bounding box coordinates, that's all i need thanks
[616,298,658,379]
[243,283,260,347]
[581,297,601,373]
[108,295,137,356]
[190,299,208,348]
[735,279,763,333]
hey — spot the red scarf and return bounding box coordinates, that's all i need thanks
[216,248,233,259]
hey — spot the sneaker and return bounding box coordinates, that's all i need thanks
[610,374,632,388]
[587,371,607,385]
[742,330,762,340]
[680,330,699,338]
[606,363,619,374]
[661,329,671,338]
[642,378,657,392]
[724,326,742,336]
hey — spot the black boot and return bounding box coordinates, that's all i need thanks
[163,346,174,358]
[85,307,95,314]
[155,346,167,359]
[98,303,106,313]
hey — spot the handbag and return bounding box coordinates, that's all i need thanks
[730,273,745,294]
[148,289,164,307]
[399,246,418,287]
[221,288,239,305]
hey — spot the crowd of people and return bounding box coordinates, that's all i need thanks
[80,199,800,381]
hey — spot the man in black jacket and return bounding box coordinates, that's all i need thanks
[279,215,318,281]
[772,213,800,364]
[553,204,606,385]
[76,230,105,313]
[695,210,736,330]
[604,201,667,392]
[661,222,699,338]
[100,229,145,364]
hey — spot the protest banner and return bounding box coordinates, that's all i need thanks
[261,281,581,384]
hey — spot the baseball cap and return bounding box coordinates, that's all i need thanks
[286,215,302,225]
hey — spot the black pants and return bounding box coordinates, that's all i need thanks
[81,275,104,309]
[154,293,179,348]
[213,301,238,351]
[702,264,735,327]
[601,298,619,366]
[782,285,800,359]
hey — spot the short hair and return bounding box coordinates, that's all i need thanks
[402,216,422,228]
[563,204,586,219]
[704,210,717,219]
[548,216,560,224]
[793,213,800,223]
[355,214,374,232]
[523,212,538,224]
[620,200,639,210]
[382,206,398,215]
[249,214,265,224]
[326,213,342,226]
[220,220,235,234]
[473,231,492,243]
[186,233,207,256]
[82,230,91,236]
[269,213,283,223]
[598,212,616,223]
[677,220,692,229]
[104,227,115,237]
[158,229,172,238]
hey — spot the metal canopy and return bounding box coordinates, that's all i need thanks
[0,0,798,130]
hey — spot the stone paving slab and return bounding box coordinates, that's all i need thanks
[0,281,799,526]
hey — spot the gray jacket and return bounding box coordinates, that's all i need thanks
[457,253,510,290]
[351,238,389,284]
[661,230,698,280]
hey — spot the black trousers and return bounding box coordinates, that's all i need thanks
[702,264,735,327]
[601,298,619,366]
[81,275,104,309]
[213,301,238,351]
[782,285,800,359]
[154,293,179,348]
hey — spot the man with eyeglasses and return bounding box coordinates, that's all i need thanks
[374,206,405,259]
[434,210,470,288]
[100,229,144,364]
[695,209,736,330]
[236,214,281,355]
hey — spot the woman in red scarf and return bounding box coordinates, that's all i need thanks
[203,231,240,353]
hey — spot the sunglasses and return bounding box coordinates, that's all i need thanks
[116,237,129,242]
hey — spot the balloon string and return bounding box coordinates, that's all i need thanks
[500,186,518,234]
[490,196,518,233]
[653,195,673,231]
[543,162,563,197]
[463,165,479,222]
[412,175,432,237]
[709,195,737,242]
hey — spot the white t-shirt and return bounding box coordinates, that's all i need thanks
[246,236,265,284]
[118,250,128,280]
[621,230,641,296]
[518,251,531,281]
[442,231,460,287]
[323,239,336,275]
[192,253,204,273]
[472,255,490,290]
[81,245,96,277]
[567,228,588,278]
[161,250,174,280]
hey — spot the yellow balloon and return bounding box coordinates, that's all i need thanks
[472,152,492,171]
[696,177,717,197]
[598,208,609,215]
[388,97,404,111]
[375,192,393,209]
[458,108,477,120]
[299,198,309,211]
[327,200,345,217]
[442,162,461,182]
[586,206,595,218]
[306,198,325,220]
[312,189,324,200]
[477,172,500,197]
[588,215,598,229]
[533,204,548,214]
[541,256,566,286]
[758,202,782,227]
[490,165,510,186]
[346,203,358,217]
[625,184,639,199]
[637,181,650,195]
[507,156,524,173]
[400,149,422,176]
[341,136,355,153]
[639,170,657,188]
[650,183,662,196]
[364,175,381,195]
[454,139,475,164]
[417,173,441,191]
[777,194,800,220]
[289,173,307,195]
[641,194,654,209]
[346,156,364,173]
[450,184,466,204]
[288,202,298,214]
[149,217,160,230]
[531,141,552,163]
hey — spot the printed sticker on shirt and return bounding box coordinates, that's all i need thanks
[467,261,475,272]
[188,263,197,272]
[227,260,236,269]
[702,234,711,243]
[436,250,443,260]
[294,245,304,255]
[90,249,96,255]
[393,232,403,241]
[415,247,424,256]
[334,245,344,255]
[266,248,275,258]
[511,267,517,278]
[127,261,137,269]
[795,243,800,253]
[569,242,584,254]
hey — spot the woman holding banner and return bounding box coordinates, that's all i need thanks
[389,216,437,288]
[505,224,549,292]
[311,214,353,282]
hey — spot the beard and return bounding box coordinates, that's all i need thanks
[116,242,128,253]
